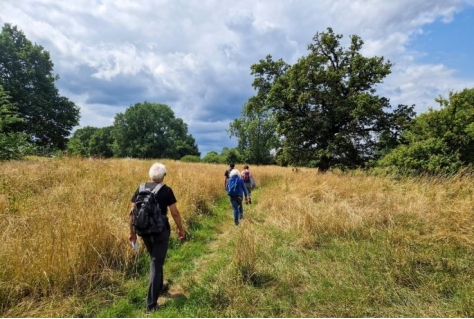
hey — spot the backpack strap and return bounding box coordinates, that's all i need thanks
[151,183,165,194]
[138,182,164,194]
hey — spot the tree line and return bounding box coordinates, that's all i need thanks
[68,101,200,159]
[1,23,473,175]
[0,24,199,160]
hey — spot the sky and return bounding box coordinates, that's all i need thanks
[1,0,474,156]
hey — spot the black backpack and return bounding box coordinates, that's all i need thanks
[132,183,165,236]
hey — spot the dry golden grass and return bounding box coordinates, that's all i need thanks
[186,166,474,317]
[2,158,474,317]
[257,168,474,249]
[0,157,226,315]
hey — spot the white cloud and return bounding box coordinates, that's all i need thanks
[1,0,474,155]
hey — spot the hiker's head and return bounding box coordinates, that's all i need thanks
[149,162,167,182]
[229,169,240,177]
[244,165,249,169]
[229,163,235,169]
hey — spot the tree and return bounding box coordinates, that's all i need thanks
[0,24,80,150]
[180,155,201,163]
[89,126,114,158]
[0,85,32,160]
[220,147,242,165]
[379,88,474,174]
[259,28,413,171]
[229,56,284,165]
[202,151,222,163]
[112,101,199,159]
[67,126,99,157]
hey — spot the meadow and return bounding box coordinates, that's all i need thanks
[1,158,473,317]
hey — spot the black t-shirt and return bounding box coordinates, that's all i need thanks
[130,182,177,217]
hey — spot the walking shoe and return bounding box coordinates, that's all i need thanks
[146,305,158,314]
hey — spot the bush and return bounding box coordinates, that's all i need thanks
[0,133,33,160]
[180,155,201,163]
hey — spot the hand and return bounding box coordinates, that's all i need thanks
[178,230,186,241]
[129,233,137,243]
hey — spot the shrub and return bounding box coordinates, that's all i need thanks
[180,155,201,163]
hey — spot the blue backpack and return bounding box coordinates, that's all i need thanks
[226,176,241,196]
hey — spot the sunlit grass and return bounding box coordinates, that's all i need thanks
[2,159,474,317]
[0,157,226,316]
[178,166,474,317]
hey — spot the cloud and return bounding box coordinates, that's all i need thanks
[1,0,474,155]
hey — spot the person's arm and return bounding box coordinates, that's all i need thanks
[128,202,137,242]
[169,203,186,240]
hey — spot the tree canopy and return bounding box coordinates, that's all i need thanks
[251,28,414,171]
[67,126,99,157]
[0,24,80,150]
[228,56,284,165]
[379,88,474,174]
[0,85,32,160]
[112,101,199,159]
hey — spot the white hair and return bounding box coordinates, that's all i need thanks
[149,162,166,181]
[229,169,240,177]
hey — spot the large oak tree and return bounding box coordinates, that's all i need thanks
[257,28,414,171]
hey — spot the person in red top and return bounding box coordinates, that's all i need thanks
[241,165,255,204]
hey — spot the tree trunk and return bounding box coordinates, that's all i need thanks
[317,155,330,173]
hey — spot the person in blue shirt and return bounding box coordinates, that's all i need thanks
[225,169,248,225]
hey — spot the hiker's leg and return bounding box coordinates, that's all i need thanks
[237,197,243,219]
[245,183,252,204]
[230,197,239,225]
[145,229,170,310]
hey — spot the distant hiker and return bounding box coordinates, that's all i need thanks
[226,169,248,225]
[224,163,235,188]
[241,165,255,204]
[128,162,186,313]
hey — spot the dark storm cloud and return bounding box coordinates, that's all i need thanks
[57,66,153,105]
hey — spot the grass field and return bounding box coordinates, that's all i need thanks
[1,158,473,317]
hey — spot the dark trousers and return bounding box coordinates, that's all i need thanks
[229,196,243,225]
[142,228,170,310]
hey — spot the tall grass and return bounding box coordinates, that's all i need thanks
[2,159,474,317]
[180,166,474,317]
[0,157,226,316]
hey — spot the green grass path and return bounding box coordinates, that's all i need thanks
[95,193,248,318]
